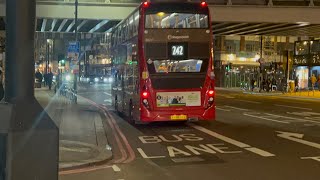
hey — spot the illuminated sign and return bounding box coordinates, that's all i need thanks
[168,43,188,60]
[172,45,184,56]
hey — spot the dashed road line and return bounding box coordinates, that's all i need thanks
[224,106,249,111]
[112,165,121,172]
[236,99,261,104]
[265,113,320,124]
[243,113,290,124]
[190,124,275,157]
[274,104,312,111]
[216,107,231,111]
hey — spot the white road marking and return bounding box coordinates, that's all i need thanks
[244,147,275,157]
[216,107,231,111]
[243,113,290,124]
[112,165,121,172]
[190,124,275,157]
[236,99,261,104]
[301,156,320,162]
[266,113,320,124]
[275,104,312,111]
[137,148,166,159]
[224,106,249,111]
[104,99,112,102]
[277,131,320,150]
[104,92,112,96]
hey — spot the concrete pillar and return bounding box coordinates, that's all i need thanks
[5,0,36,102]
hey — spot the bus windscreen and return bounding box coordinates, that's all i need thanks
[145,13,209,29]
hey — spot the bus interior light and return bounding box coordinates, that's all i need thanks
[201,1,207,7]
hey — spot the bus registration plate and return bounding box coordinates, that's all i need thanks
[170,115,187,120]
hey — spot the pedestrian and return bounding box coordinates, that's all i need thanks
[35,69,43,88]
[250,78,255,91]
[43,72,48,87]
[318,75,320,91]
[272,76,277,91]
[311,74,317,90]
[266,78,271,92]
[47,70,53,90]
[0,67,4,101]
[295,75,299,92]
[262,78,267,91]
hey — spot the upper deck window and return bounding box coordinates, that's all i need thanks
[145,13,208,29]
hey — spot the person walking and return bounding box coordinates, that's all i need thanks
[250,78,255,92]
[318,75,320,91]
[47,70,53,90]
[35,69,43,88]
[295,75,299,92]
[311,74,317,90]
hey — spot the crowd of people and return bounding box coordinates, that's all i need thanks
[35,69,54,90]
[249,74,320,93]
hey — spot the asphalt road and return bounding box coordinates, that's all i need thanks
[60,83,320,180]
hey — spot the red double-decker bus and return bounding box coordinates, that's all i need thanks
[110,1,215,124]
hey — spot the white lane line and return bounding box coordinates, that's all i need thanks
[112,165,121,172]
[243,113,290,124]
[190,124,275,157]
[104,92,112,96]
[236,100,261,104]
[244,147,275,157]
[216,107,231,112]
[224,106,249,111]
[265,113,320,124]
[217,94,235,99]
[104,99,112,102]
[275,104,312,111]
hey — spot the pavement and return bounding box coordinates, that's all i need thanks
[34,87,112,170]
[58,83,320,180]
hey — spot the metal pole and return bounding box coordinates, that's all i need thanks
[259,36,263,90]
[5,0,36,102]
[286,50,290,91]
[74,0,79,103]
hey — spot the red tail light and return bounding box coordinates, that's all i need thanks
[142,91,149,98]
[201,1,207,7]
[143,1,149,7]
[208,90,215,96]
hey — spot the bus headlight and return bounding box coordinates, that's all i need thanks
[103,78,108,82]
[94,77,99,82]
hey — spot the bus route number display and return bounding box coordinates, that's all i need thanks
[168,43,188,60]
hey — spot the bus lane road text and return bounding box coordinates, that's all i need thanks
[137,134,242,159]
[136,132,274,160]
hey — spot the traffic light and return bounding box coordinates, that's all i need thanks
[225,63,233,71]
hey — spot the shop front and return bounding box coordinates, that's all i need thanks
[293,40,320,89]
